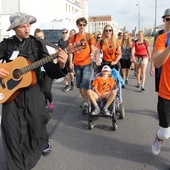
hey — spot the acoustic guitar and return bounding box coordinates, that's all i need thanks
[0,39,86,104]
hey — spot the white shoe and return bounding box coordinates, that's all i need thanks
[103,108,111,116]
[152,136,163,155]
[91,108,100,115]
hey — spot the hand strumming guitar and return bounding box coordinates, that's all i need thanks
[0,68,9,78]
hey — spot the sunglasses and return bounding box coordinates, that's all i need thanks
[165,18,170,22]
[97,37,101,39]
[79,24,86,27]
[62,32,68,34]
[105,29,112,32]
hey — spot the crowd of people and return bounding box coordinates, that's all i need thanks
[0,8,170,170]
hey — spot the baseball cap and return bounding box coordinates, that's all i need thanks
[102,65,111,72]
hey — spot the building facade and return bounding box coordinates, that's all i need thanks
[0,0,88,41]
[88,15,122,36]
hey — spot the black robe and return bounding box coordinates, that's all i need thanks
[0,35,67,170]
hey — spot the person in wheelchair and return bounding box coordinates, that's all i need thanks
[87,65,117,116]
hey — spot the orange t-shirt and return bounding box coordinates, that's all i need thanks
[97,40,121,62]
[69,33,95,66]
[92,76,116,95]
[154,33,170,99]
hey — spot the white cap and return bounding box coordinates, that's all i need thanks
[102,65,111,72]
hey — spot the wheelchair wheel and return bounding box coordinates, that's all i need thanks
[118,103,125,119]
[88,121,94,130]
[112,120,117,131]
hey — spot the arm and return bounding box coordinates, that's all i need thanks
[90,44,95,60]
[150,34,158,76]
[131,47,136,63]
[111,45,121,65]
[69,53,74,70]
[146,46,151,61]
[95,48,102,66]
[0,68,9,78]
[0,39,10,78]
[153,46,170,68]
[150,49,155,76]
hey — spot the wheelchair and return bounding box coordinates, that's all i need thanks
[87,67,125,131]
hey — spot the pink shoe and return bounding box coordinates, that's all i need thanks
[48,102,55,112]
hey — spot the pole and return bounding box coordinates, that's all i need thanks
[138,0,140,32]
[154,0,157,34]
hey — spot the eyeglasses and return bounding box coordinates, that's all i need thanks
[165,18,170,22]
[62,32,68,34]
[79,24,86,27]
[105,29,112,32]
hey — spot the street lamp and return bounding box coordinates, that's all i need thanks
[141,17,143,31]
[136,0,141,32]
[154,0,157,34]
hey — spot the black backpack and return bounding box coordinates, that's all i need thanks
[155,31,170,92]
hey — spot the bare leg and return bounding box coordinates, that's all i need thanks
[141,63,148,88]
[136,63,141,84]
[64,75,69,86]
[105,90,117,108]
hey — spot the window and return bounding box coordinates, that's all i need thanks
[1,0,19,14]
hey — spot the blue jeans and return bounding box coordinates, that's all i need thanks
[74,64,92,90]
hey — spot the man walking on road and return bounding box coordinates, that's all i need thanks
[151,9,170,155]
[69,17,95,114]
[150,8,170,92]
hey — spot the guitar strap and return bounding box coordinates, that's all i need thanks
[36,37,58,49]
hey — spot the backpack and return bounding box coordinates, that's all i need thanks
[155,32,170,92]
[134,39,147,49]
[73,33,91,47]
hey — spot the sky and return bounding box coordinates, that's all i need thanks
[88,0,169,32]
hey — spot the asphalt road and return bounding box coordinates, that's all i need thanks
[0,63,170,170]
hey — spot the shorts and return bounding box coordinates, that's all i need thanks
[120,59,131,69]
[158,96,170,128]
[74,63,92,89]
[135,57,148,65]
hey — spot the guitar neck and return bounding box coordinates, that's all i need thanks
[20,39,85,75]
[21,52,58,74]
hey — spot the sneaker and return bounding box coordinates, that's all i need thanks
[42,139,52,157]
[48,102,55,112]
[152,136,163,155]
[103,108,111,116]
[82,104,88,114]
[125,79,128,84]
[63,85,70,92]
[80,99,85,108]
[91,108,100,115]
[70,83,74,90]
[136,83,140,88]
[141,87,145,91]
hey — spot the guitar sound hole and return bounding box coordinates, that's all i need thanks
[13,69,22,79]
